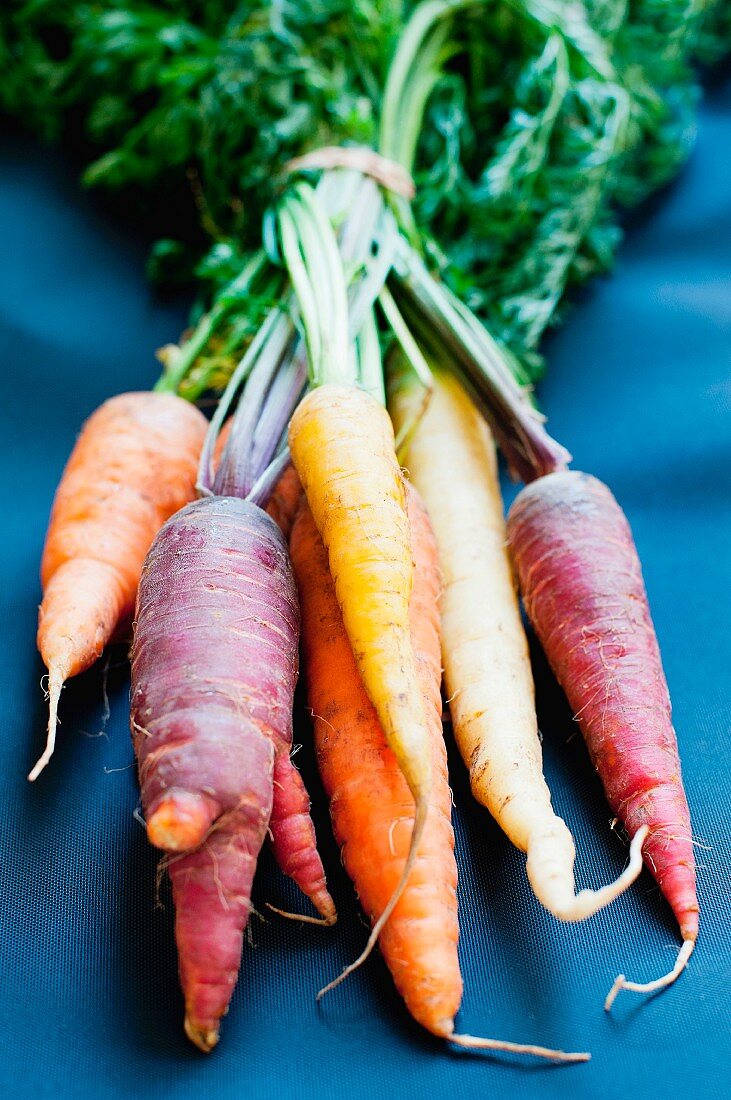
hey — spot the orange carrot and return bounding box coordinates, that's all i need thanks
[291,486,588,1062]
[33,391,207,780]
[264,463,303,541]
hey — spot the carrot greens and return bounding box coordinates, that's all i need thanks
[2,0,728,385]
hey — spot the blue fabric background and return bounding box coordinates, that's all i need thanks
[1,72,729,1100]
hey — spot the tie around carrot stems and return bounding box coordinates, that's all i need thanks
[389,363,647,920]
[291,485,588,1063]
[507,471,698,1005]
[33,391,207,780]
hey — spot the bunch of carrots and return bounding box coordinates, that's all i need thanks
[30,0,699,1062]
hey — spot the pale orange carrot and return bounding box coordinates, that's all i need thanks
[264,463,303,541]
[33,391,207,780]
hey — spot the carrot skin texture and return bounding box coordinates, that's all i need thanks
[208,444,332,919]
[291,488,462,1035]
[264,462,333,921]
[132,498,298,819]
[289,383,431,809]
[268,751,335,923]
[131,497,299,1046]
[264,463,303,541]
[171,734,273,1053]
[388,371,648,919]
[32,391,207,781]
[39,391,207,670]
[507,471,698,942]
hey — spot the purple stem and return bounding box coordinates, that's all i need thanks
[247,346,308,481]
[391,244,572,483]
[213,316,293,499]
[246,449,293,510]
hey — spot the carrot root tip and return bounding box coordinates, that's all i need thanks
[184,1015,219,1053]
[28,667,65,781]
[146,791,220,852]
[528,824,649,922]
[448,1032,590,1063]
[604,938,695,1012]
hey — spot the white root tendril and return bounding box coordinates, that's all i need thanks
[528,823,649,921]
[560,823,649,920]
[266,902,336,927]
[28,667,64,781]
[448,1032,590,1063]
[604,938,695,1012]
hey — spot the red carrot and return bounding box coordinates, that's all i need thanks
[506,470,698,1005]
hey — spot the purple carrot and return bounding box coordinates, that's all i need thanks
[131,330,333,1052]
[507,470,698,1006]
[132,498,297,1049]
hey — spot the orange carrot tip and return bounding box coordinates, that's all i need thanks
[604,938,695,1012]
[145,790,220,852]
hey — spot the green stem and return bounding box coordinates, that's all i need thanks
[391,241,571,482]
[379,283,433,396]
[276,182,353,388]
[154,250,268,394]
[355,308,385,406]
[379,0,483,240]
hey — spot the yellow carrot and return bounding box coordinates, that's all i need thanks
[289,383,430,804]
[288,382,432,971]
[278,180,434,975]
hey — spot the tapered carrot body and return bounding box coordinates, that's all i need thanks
[199,439,330,920]
[507,471,697,942]
[291,488,460,1035]
[268,750,334,924]
[508,470,698,1007]
[169,738,272,1053]
[389,370,644,920]
[264,463,332,921]
[131,496,307,1049]
[33,391,207,780]
[288,384,431,811]
[292,486,588,1062]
